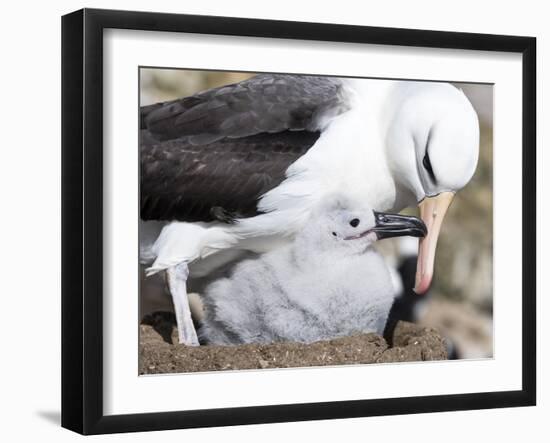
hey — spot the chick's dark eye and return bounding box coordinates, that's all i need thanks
[332,232,338,237]
[423,151,436,182]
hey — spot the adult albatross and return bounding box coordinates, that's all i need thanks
[140,74,479,345]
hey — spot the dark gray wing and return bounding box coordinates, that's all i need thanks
[140,130,320,222]
[141,74,349,145]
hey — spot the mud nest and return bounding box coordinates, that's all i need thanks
[140,313,447,374]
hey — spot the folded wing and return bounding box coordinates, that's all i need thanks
[140,74,349,222]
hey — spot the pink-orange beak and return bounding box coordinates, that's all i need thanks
[414,191,455,294]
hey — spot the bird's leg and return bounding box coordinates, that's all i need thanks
[166,262,199,346]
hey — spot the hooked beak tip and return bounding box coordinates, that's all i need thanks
[414,272,432,295]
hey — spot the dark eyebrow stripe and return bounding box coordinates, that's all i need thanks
[424,127,437,183]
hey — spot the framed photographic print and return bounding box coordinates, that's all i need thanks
[61,8,536,435]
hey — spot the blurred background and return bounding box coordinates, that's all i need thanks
[140,68,493,359]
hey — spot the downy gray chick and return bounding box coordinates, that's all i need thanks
[199,197,426,345]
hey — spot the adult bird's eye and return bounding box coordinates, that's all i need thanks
[423,151,436,182]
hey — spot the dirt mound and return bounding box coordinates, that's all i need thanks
[140,315,447,374]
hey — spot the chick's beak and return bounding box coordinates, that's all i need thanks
[372,212,427,240]
[414,191,455,294]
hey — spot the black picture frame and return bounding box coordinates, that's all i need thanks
[61,8,536,435]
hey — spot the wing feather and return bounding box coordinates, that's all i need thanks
[141,74,348,144]
[140,130,321,222]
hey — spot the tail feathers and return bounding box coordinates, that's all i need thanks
[198,227,239,259]
[146,259,191,277]
[145,222,237,276]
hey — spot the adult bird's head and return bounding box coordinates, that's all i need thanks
[386,82,480,294]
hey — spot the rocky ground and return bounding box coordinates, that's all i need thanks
[140,314,447,374]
